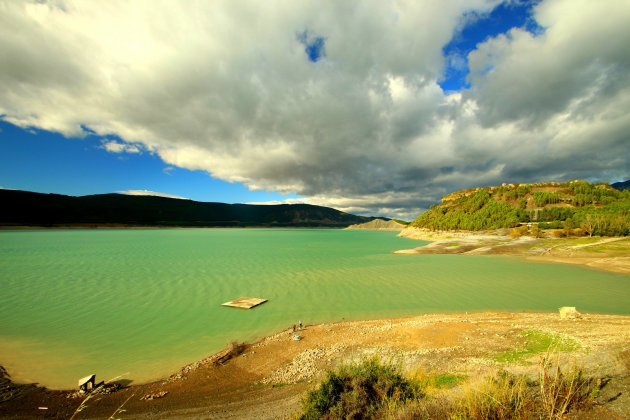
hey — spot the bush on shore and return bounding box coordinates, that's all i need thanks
[509,225,529,238]
[300,357,424,419]
[300,356,598,419]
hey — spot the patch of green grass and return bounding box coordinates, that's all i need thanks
[447,242,460,247]
[272,382,290,388]
[569,237,602,245]
[494,330,581,363]
[608,238,630,249]
[430,373,467,388]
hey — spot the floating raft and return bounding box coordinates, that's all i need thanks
[221,297,267,309]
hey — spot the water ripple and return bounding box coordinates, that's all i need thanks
[0,229,628,388]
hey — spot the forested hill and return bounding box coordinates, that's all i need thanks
[0,189,376,228]
[410,181,630,236]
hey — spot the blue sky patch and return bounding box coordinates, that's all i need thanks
[440,0,544,92]
[0,120,301,203]
[297,30,326,62]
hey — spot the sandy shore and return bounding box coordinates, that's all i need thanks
[1,311,630,419]
[396,228,630,275]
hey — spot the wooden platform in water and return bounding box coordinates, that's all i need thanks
[221,297,267,309]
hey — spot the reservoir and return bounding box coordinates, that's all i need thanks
[1,228,628,388]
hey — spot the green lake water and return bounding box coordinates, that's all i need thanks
[0,228,628,388]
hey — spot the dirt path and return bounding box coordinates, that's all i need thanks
[567,237,627,249]
[1,312,629,419]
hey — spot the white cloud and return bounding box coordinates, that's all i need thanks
[247,191,429,221]
[1,0,629,220]
[117,190,190,200]
[101,140,141,154]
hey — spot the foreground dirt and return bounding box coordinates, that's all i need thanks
[1,312,629,419]
[396,228,630,275]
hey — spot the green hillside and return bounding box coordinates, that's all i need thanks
[410,181,630,236]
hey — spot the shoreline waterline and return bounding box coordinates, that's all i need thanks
[3,306,630,391]
[396,228,630,275]
[0,309,526,389]
[1,228,629,389]
[2,308,628,391]
[4,310,629,419]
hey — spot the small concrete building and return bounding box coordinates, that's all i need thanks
[78,374,96,392]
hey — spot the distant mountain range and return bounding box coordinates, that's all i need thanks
[0,189,378,228]
[612,180,630,191]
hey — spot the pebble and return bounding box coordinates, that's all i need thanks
[140,391,168,401]
[262,344,347,384]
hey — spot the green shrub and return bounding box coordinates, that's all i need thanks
[300,356,599,419]
[300,357,424,419]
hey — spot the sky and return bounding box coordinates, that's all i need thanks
[1,0,629,221]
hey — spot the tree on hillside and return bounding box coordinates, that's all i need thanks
[580,214,597,237]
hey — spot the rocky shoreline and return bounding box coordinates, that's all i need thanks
[396,227,630,275]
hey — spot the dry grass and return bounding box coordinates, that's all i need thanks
[538,355,597,419]
[68,373,128,420]
[552,229,566,238]
[452,371,533,419]
[618,349,630,373]
[108,392,135,420]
